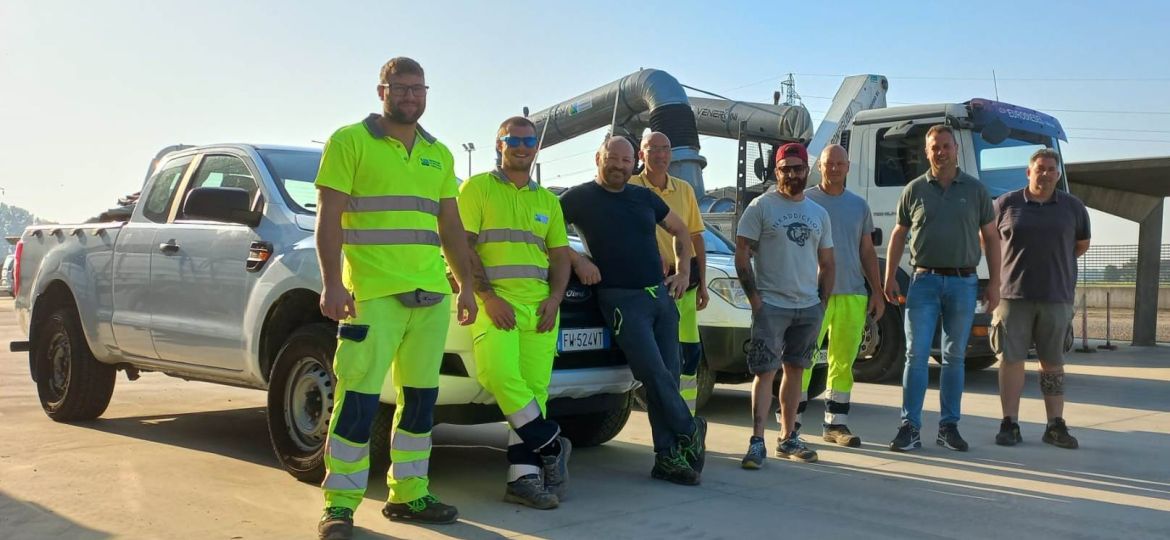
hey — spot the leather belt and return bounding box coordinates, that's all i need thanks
[915,266,976,277]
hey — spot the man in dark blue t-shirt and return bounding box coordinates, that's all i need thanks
[560,136,707,486]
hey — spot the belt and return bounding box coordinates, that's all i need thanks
[915,266,976,277]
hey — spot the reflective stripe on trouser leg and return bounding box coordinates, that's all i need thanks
[472,300,560,479]
[385,297,449,504]
[324,295,415,511]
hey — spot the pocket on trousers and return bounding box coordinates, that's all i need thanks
[335,324,372,380]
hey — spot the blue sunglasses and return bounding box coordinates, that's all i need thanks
[500,135,539,148]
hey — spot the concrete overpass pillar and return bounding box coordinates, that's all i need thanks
[1133,199,1164,346]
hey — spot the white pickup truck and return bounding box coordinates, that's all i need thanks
[11,143,637,481]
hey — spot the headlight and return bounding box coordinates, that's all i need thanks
[708,278,751,309]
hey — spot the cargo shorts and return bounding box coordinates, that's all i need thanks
[746,302,825,374]
[990,299,1075,365]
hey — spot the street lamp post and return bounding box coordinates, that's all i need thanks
[461,143,475,178]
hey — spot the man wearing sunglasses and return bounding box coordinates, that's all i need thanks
[561,136,707,486]
[315,57,478,540]
[629,132,708,416]
[457,116,573,509]
[735,143,834,469]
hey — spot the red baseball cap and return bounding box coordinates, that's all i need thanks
[774,142,808,165]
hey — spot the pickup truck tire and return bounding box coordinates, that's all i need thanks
[852,305,905,383]
[632,352,716,412]
[965,355,998,371]
[33,306,116,421]
[552,392,632,448]
[267,323,336,483]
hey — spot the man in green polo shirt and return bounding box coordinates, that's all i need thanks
[315,57,478,540]
[883,125,1001,453]
[458,116,573,509]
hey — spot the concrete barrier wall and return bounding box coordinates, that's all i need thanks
[1074,286,1170,310]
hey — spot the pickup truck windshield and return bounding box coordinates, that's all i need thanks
[974,132,1063,197]
[258,148,322,213]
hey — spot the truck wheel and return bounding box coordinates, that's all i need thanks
[633,349,717,412]
[368,403,396,474]
[33,306,116,421]
[965,355,999,371]
[267,323,335,483]
[552,392,632,447]
[853,305,905,383]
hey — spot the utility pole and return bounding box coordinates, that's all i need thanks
[780,73,802,106]
[461,143,475,178]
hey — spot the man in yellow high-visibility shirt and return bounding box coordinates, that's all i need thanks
[459,116,573,510]
[629,132,709,417]
[314,57,478,540]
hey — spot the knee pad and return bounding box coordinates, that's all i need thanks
[398,387,439,434]
[333,391,381,443]
[1039,370,1065,396]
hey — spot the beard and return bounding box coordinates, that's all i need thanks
[779,175,807,196]
[502,155,533,172]
[385,101,424,124]
[601,165,631,188]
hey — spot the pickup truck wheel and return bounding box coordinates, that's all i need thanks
[852,305,905,383]
[267,323,335,483]
[552,392,632,448]
[33,306,116,421]
[965,355,999,371]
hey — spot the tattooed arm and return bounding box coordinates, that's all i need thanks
[735,236,763,312]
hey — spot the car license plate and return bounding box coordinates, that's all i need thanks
[558,327,608,353]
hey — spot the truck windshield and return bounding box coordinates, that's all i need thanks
[973,133,1062,197]
[257,148,322,213]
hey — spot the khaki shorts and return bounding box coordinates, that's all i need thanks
[990,299,1074,365]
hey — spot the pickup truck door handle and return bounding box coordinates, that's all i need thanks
[158,240,180,255]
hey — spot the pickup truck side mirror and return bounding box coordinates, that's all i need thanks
[871,227,883,247]
[182,187,261,227]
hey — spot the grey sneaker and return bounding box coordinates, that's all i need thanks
[318,507,353,540]
[504,474,559,510]
[541,436,572,500]
[776,435,818,463]
[741,436,766,469]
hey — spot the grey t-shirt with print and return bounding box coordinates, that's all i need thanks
[737,191,833,309]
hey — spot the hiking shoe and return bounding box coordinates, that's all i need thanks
[823,424,862,448]
[318,507,353,540]
[1042,418,1079,449]
[936,423,969,451]
[504,474,559,510]
[741,436,766,469]
[679,416,708,473]
[651,448,700,486]
[889,422,921,452]
[776,435,818,463]
[995,418,1022,446]
[383,494,458,524]
[541,436,572,500]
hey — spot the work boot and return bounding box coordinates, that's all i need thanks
[1042,418,1079,449]
[823,424,862,447]
[889,421,921,452]
[679,416,708,473]
[383,494,458,524]
[936,423,970,452]
[504,474,559,510]
[318,507,353,540]
[650,447,700,486]
[995,418,1023,446]
[776,434,819,463]
[541,436,572,500]
[741,436,766,470]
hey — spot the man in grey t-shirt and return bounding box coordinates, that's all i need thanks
[735,143,835,469]
[797,144,886,447]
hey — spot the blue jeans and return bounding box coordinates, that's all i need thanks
[901,273,977,429]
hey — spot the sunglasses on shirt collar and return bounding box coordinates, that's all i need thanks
[500,135,539,148]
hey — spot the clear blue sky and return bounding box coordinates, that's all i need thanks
[2,0,1169,242]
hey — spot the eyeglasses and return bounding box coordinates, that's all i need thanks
[380,84,429,97]
[500,135,539,148]
[777,165,808,174]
